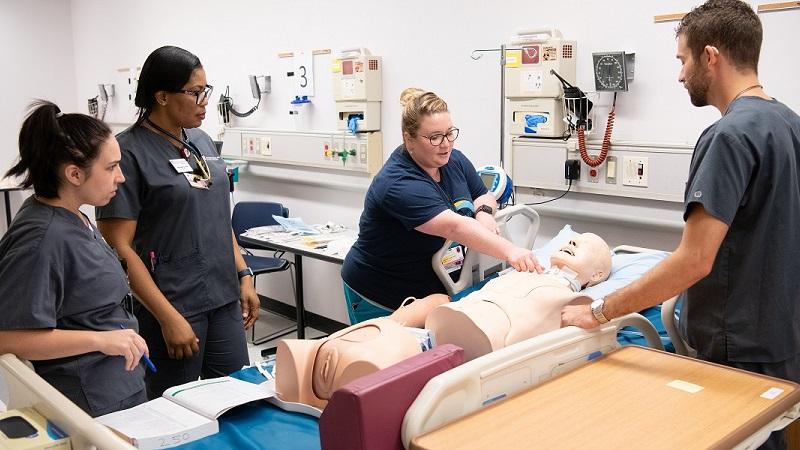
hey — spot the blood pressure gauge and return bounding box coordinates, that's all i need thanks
[592,52,635,92]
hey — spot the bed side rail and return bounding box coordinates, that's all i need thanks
[432,204,540,295]
[0,353,135,450]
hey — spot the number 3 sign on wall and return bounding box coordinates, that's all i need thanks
[295,51,315,96]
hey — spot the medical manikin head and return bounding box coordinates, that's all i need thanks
[548,233,611,288]
[275,318,421,409]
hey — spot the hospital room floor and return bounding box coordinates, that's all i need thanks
[246,310,327,364]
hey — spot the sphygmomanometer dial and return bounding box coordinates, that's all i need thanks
[593,52,627,92]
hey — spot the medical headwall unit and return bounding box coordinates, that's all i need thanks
[221,47,384,176]
[505,28,576,138]
[332,48,382,133]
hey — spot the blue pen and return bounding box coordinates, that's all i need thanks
[119,325,157,373]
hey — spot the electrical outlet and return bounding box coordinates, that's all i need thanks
[259,137,272,156]
[622,156,648,187]
[241,135,256,156]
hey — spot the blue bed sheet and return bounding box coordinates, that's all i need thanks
[175,367,320,450]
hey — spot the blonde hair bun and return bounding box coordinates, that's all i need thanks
[399,87,425,108]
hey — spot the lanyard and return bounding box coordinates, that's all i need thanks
[145,119,212,183]
[145,119,202,160]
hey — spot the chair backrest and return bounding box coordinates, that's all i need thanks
[232,201,289,248]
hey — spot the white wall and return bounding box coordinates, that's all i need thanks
[0,0,77,232]
[8,0,799,323]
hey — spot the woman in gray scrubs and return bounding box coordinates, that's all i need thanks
[96,46,258,398]
[0,101,148,417]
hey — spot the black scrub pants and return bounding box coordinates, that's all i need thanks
[135,300,250,399]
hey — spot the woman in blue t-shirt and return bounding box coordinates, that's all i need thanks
[342,88,542,322]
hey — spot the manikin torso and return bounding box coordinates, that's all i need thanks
[425,269,591,361]
[275,318,421,409]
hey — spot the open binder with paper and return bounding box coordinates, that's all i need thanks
[96,376,274,449]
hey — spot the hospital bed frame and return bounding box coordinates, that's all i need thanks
[400,313,662,448]
[404,240,800,449]
[0,353,134,449]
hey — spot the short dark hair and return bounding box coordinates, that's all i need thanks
[676,0,762,73]
[134,46,202,125]
[6,100,111,199]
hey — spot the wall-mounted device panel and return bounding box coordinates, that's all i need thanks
[332,48,382,132]
[505,28,576,138]
[221,128,383,175]
[511,138,692,202]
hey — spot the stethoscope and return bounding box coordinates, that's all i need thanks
[145,118,212,185]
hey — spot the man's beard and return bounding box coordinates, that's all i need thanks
[686,66,710,107]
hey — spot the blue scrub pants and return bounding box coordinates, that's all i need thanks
[342,282,392,324]
[135,300,250,399]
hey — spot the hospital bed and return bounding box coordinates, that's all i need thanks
[399,212,800,449]
[401,306,798,449]
[400,313,664,448]
[0,353,135,450]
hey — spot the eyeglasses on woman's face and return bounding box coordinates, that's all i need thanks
[172,85,214,105]
[420,127,459,146]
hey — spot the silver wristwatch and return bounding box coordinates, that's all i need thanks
[590,298,609,324]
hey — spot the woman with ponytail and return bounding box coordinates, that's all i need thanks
[0,100,148,416]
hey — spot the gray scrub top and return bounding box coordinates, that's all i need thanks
[96,126,239,316]
[0,196,145,414]
[681,96,800,363]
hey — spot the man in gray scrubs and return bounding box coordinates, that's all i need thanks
[561,2,800,448]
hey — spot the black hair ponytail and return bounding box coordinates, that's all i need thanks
[6,100,111,198]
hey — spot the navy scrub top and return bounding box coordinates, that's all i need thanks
[0,196,145,415]
[342,145,488,309]
[96,126,239,316]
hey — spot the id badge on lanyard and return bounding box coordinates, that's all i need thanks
[441,242,465,274]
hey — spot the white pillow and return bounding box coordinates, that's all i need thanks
[532,225,669,299]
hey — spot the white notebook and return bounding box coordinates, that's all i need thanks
[96,376,274,449]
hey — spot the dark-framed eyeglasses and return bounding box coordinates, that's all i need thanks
[172,85,214,105]
[421,127,459,146]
